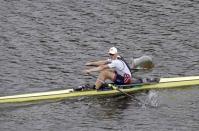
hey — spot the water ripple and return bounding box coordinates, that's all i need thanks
[0,0,199,130]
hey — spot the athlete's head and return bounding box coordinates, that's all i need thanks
[108,47,117,55]
[108,47,118,59]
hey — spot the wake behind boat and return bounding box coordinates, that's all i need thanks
[0,76,199,104]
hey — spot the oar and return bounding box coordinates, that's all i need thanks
[108,84,134,98]
[86,73,140,99]
[131,68,149,71]
[109,84,144,105]
[83,73,144,105]
[87,65,150,72]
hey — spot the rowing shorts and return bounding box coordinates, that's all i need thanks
[113,73,132,85]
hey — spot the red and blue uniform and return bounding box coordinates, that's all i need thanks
[107,58,132,85]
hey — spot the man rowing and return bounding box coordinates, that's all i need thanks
[83,47,132,90]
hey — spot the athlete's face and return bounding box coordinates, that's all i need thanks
[109,53,117,60]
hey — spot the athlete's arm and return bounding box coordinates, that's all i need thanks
[85,60,108,66]
[83,65,109,74]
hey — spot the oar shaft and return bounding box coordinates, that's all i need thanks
[87,73,135,98]
[115,88,134,98]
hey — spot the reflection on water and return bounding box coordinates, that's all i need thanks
[86,96,134,119]
[0,0,199,130]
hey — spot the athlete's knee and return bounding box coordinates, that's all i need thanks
[100,70,114,80]
[99,69,109,76]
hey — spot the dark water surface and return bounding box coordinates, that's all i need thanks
[0,0,199,130]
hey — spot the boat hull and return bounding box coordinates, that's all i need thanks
[0,76,199,103]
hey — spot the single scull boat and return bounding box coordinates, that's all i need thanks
[0,76,198,104]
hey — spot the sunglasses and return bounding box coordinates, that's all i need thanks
[109,53,114,56]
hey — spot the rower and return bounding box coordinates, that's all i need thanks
[83,47,132,90]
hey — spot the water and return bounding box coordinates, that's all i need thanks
[0,0,199,130]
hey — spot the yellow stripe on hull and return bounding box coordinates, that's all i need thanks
[0,76,199,103]
[160,76,199,82]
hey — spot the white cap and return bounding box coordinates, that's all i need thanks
[108,47,118,54]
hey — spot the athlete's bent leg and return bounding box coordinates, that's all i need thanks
[95,69,115,89]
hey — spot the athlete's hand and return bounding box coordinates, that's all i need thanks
[85,62,92,66]
[83,69,90,75]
